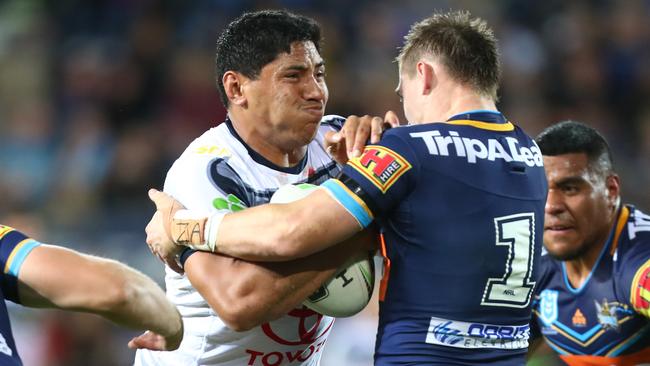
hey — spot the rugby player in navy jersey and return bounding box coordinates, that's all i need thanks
[0,225,182,365]
[145,10,547,365]
[528,121,650,366]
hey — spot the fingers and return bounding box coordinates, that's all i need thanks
[324,131,349,165]
[384,110,400,127]
[369,116,384,144]
[343,116,360,158]
[128,331,166,350]
[148,188,168,210]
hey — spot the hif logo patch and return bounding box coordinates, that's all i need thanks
[348,146,411,193]
[539,290,559,326]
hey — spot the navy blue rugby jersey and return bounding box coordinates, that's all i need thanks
[322,111,547,365]
[0,225,41,366]
[531,205,650,366]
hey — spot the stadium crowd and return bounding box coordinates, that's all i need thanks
[0,0,648,364]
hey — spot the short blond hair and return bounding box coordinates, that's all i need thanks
[397,10,500,100]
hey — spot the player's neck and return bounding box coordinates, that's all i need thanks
[430,87,497,122]
[228,113,307,167]
[564,211,619,289]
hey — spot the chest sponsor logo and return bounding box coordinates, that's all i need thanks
[245,307,333,365]
[538,290,559,326]
[425,317,529,350]
[572,308,586,327]
[348,146,411,193]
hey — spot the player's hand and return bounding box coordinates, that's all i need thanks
[324,111,400,164]
[127,326,183,351]
[146,189,185,274]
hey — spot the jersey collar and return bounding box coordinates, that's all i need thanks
[224,117,309,174]
[446,110,514,131]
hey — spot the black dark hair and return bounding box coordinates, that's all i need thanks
[535,120,614,174]
[215,9,322,107]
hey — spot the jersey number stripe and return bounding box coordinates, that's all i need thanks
[481,213,536,308]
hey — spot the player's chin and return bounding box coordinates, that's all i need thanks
[543,237,582,261]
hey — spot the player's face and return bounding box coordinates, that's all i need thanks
[543,153,618,261]
[244,41,328,149]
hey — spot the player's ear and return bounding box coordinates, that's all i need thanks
[605,174,620,209]
[223,71,247,107]
[416,61,435,95]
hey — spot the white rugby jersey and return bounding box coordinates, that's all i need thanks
[135,115,344,366]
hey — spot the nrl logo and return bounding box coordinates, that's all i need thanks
[539,290,559,326]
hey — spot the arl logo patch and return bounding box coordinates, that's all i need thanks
[349,146,411,193]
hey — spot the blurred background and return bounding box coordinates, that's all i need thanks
[0,0,648,365]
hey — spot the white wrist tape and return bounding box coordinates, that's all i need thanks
[171,209,224,252]
[203,211,226,252]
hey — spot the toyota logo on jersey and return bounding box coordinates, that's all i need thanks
[261,307,333,345]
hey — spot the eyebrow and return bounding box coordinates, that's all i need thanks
[282,61,325,72]
[554,176,586,186]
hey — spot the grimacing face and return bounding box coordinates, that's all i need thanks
[243,41,328,150]
[543,153,619,261]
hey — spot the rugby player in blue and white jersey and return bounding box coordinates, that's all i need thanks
[132,10,388,366]
[146,11,548,365]
[0,225,182,365]
[528,121,650,365]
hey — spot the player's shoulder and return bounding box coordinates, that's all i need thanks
[536,250,562,287]
[319,114,345,131]
[617,205,650,257]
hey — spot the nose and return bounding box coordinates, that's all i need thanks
[545,189,565,216]
[303,75,326,102]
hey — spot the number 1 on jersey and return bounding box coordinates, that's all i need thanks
[481,213,536,308]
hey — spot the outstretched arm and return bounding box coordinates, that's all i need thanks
[147,185,366,263]
[183,229,376,331]
[17,244,183,351]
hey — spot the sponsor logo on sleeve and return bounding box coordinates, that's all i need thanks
[348,146,411,193]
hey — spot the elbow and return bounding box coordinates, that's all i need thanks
[199,282,275,332]
[220,309,262,332]
[212,298,270,332]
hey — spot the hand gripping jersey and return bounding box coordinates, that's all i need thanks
[135,116,344,366]
[321,111,547,365]
[0,226,41,366]
[532,205,650,366]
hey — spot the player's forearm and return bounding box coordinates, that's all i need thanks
[177,190,361,261]
[18,245,182,339]
[98,265,183,340]
[185,236,367,331]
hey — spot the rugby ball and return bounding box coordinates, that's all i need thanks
[271,184,375,317]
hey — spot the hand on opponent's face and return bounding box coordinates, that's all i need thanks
[324,110,400,164]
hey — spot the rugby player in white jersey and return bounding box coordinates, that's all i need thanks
[132,10,391,366]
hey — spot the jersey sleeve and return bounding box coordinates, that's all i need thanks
[321,131,418,227]
[624,243,650,318]
[0,225,41,304]
[616,213,650,318]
